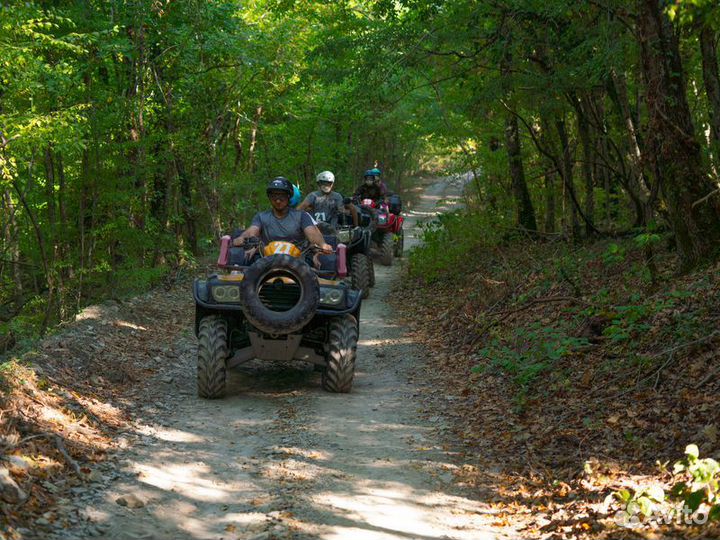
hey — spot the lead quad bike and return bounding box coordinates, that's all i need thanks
[193,236,362,398]
[334,203,375,299]
[358,194,405,266]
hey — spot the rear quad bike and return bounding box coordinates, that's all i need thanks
[193,236,362,398]
[358,195,405,266]
[335,206,375,299]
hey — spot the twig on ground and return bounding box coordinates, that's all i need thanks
[53,435,82,475]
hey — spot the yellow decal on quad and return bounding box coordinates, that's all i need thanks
[264,241,302,258]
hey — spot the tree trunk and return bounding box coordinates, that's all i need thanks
[609,69,652,226]
[247,105,263,173]
[699,25,720,148]
[544,171,556,234]
[555,119,581,240]
[505,112,538,232]
[637,0,720,268]
[570,95,595,236]
[501,44,537,233]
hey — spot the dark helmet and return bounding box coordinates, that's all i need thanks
[363,168,381,178]
[266,176,293,197]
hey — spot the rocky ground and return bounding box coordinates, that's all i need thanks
[2,175,512,540]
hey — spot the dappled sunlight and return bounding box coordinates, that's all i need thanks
[114,320,148,331]
[132,462,239,502]
[151,426,206,443]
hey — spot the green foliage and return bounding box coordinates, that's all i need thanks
[614,485,666,518]
[672,444,720,515]
[472,322,590,401]
[408,209,505,283]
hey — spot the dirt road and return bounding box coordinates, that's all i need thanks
[44,176,502,540]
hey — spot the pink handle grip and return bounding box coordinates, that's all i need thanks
[336,243,347,278]
[217,235,231,267]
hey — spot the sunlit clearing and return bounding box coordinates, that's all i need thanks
[41,405,71,424]
[358,337,414,346]
[114,321,148,331]
[135,463,230,501]
[75,306,102,321]
[318,486,442,539]
[152,427,205,443]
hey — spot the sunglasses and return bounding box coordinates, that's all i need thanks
[268,192,289,200]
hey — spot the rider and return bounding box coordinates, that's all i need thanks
[297,171,358,230]
[233,177,332,257]
[353,168,387,202]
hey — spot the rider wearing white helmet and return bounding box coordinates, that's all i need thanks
[298,171,358,229]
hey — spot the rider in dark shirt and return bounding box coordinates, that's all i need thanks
[233,177,331,255]
[353,168,388,202]
[298,171,358,231]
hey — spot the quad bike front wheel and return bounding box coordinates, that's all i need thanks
[368,256,376,287]
[394,229,404,258]
[197,315,228,399]
[322,315,358,393]
[380,232,394,266]
[350,253,371,299]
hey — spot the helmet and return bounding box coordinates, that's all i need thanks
[266,176,293,197]
[316,171,335,184]
[363,169,379,178]
[290,184,302,207]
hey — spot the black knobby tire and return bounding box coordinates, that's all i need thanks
[197,316,228,399]
[380,232,394,266]
[368,256,375,287]
[322,315,358,393]
[394,228,404,258]
[240,254,319,334]
[350,253,371,299]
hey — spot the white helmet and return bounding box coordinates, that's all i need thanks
[316,170,335,184]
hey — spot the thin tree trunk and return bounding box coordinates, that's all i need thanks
[247,105,263,173]
[699,25,720,150]
[555,119,580,240]
[637,0,720,268]
[505,112,538,232]
[501,44,537,232]
[544,171,556,234]
[570,95,595,236]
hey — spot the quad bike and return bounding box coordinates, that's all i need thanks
[192,236,362,399]
[358,194,405,266]
[334,204,375,299]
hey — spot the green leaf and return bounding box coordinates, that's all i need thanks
[686,489,706,512]
[686,444,700,459]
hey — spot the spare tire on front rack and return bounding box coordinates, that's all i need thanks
[240,255,319,334]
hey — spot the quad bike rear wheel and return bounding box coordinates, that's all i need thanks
[350,253,371,299]
[394,228,404,258]
[380,232,394,266]
[322,315,358,393]
[197,315,228,399]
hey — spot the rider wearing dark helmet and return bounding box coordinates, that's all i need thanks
[233,177,332,253]
[353,168,387,202]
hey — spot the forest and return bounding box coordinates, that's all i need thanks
[2,0,720,347]
[2,0,720,537]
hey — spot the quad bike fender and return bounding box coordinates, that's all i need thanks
[392,215,404,234]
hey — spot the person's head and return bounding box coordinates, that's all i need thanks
[316,171,335,194]
[363,168,381,186]
[266,177,293,212]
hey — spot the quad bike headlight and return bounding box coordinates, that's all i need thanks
[319,287,344,306]
[337,229,351,243]
[211,284,241,303]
